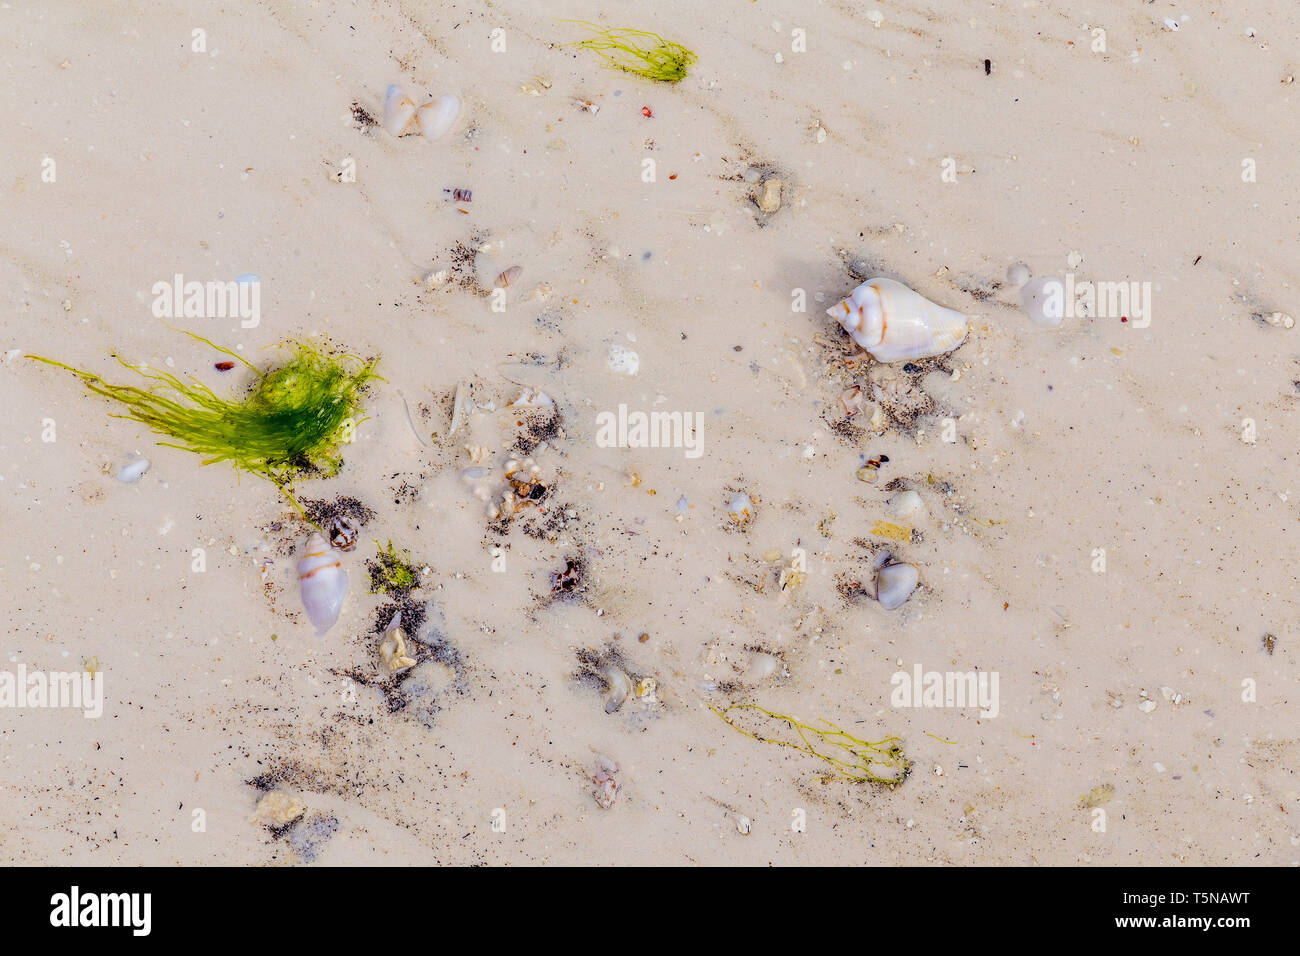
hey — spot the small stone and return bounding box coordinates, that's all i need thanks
[754,178,783,214]
[1138,700,1157,714]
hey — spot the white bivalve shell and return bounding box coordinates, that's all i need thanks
[828,277,968,363]
[382,84,419,137]
[418,93,461,140]
[297,533,348,635]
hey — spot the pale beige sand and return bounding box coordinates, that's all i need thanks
[1,1,1297,865]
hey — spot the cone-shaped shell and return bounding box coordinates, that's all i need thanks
[382,84,419,137]
[297,533,347,634]
[828,277,968,363]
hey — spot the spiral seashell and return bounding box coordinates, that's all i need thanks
[828,277,968,363]
[382,84,419,137]
[418,93,461,141]
[297,533,347,635]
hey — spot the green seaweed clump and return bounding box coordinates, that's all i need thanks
[368,539,417,594]
[714,704,910,787]
[569,22,695,83]
[27,333,378,509]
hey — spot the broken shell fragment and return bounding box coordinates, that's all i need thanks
[378,611,417,673]
[601,665,631,713]
[828,277,968,362]
[418,93,461,140]
[607,344,639,375]
[251,789,305,827]
[592,755,620,808]
[747,651,779,680]
[886,490,924,518]
[115,456,150,483]
[727,493,754,525]
[876,562,919,610]
[382,84,419,136]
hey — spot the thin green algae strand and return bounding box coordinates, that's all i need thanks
[26,332,379,512]
[714,704,911,787]
[568,22,696,83]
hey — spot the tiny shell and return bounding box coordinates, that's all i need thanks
[592,755,620,808]
[418,93,461,140]
[828,277,968,362]
[326,515,357,552]
[297,533,347,635]
[382,84,419,137]
[886,490,924,518]
[1020,276,1065,328]
[876,562,919,610]
[495,265,523,289]
[116,457,150,483]
[727,493,754,524]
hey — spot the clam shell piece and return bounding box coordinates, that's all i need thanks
[297,533,348,635]
[418,94,461,140]
[600,665,631,714]
[876,562,919,610]
[382,84,419,137]
[828,277,968,362]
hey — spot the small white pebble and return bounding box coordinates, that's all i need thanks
[1138,700,1157,714]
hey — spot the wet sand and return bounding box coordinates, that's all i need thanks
[1,1,1297,864]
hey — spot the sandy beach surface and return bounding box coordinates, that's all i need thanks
[1,0,1297,865]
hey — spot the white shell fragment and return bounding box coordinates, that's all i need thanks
[378,611,417,673]
[297,533,347,635]
[828,277,968,362]
[1020,276,1066,328]
[115,457,150,483]
[886,490,924,518]
[607,344,639,375]
[382,84,419,136]
[601,665,631,714]
[876,562,919,610]
[418,93,461,140]
[727,493,754,525]
[747,650,779,680]
[592,755,620,808]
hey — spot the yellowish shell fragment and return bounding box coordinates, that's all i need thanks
[870,520,912,542]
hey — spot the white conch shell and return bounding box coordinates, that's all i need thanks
[828,277,968,362]
[297,533,347,634]
[418,93,461,140]
[382,84,419,136]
